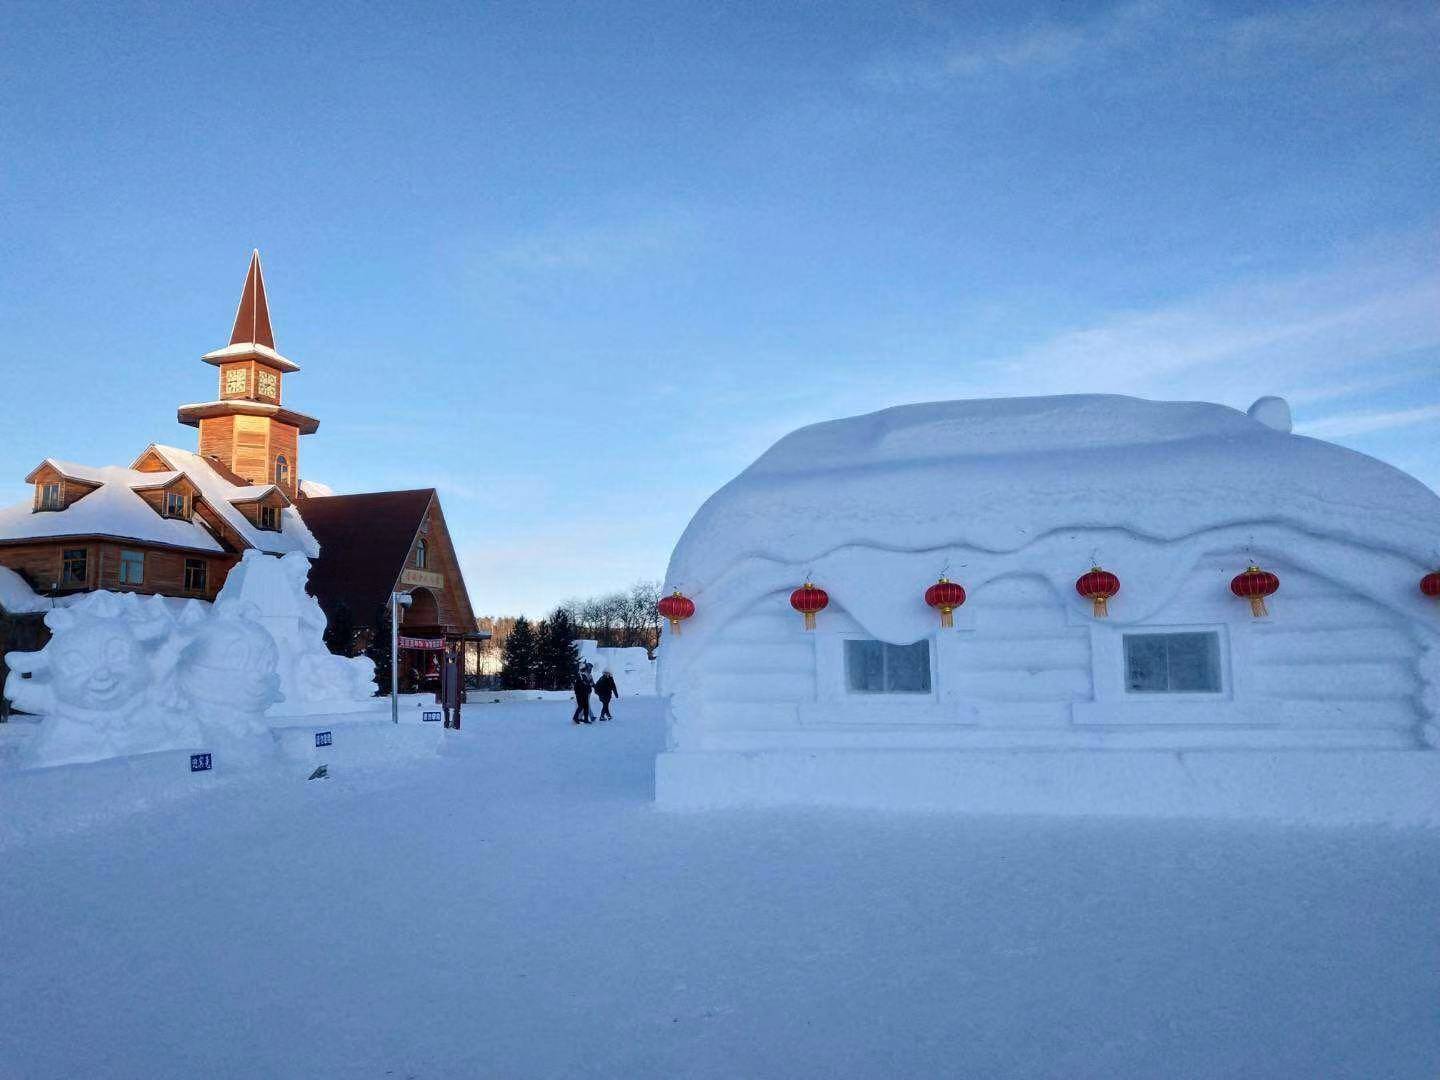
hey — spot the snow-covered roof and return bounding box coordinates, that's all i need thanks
[0,447,319,559]
[199,341,300,373]
[0,565,50,613]
[299,478,335,498]
[146,446,319,557]
[0,464,225,553]
[660,395,1440,664]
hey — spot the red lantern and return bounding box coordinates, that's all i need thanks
[924,577,967,628]
[1075,567,1120,618]
[1231,564,1280,618]
[790,582,829,631]
[657,590,695,635]
[1421,572,1440,600]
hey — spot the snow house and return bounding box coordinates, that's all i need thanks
[655,395,1440,824]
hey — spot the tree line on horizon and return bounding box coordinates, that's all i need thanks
[484,581,663,691]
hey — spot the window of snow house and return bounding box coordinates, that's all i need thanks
[415,539,428,570]
[36,481,62,510]
[1123,632,1222,694]
[184,558,208,594]
[164,491,189,519]
[274,456,290,488]
[61,548,88,585]
[119,550,144,585]
[845,639,932,694]
[259,505,280,531]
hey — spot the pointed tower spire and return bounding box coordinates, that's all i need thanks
[229,249,276,349]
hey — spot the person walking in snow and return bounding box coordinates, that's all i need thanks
[572,663,596,725]
[439,642,464,730]
[595,669,619,721]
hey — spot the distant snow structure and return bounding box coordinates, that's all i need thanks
[3,551,374,767]
[299,478,335,498]
[0,566,50,615]
[574,640,657,696]
[656,394,1440,825]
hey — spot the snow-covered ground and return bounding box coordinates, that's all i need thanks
[2,696,1437,1079]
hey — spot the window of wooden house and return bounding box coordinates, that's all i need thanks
[119,550,145,585]
[61,548,88,586]
[164,491,189,519]
[1123,632,1222,694]
[274,456,290,488]
[36,481,62,511]
[259,505,281,531]
[844,639,932,694]
[184,559,208,594]
[415,539,428,570]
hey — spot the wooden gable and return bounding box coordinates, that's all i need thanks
[396,495,476,634]
[24,461,101,512]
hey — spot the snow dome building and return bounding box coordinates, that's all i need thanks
[656,395,1440,824]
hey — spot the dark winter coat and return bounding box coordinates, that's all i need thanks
[573,673,594,703]
[594,673,618,702]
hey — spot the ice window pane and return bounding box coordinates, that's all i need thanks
[1124,635,1169,692]
[884,641,931,693]
[845,640,885,692]
[1165,632,1221,693]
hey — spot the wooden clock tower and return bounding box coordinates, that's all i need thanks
[177,250,319,497]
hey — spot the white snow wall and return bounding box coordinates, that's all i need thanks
[670,553,1430,753]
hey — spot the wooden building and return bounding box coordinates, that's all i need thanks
[0,251,479,680]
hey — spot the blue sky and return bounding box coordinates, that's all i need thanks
[3,1,1437,616]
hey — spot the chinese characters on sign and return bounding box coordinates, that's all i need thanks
[315,731,332,747]
[190,753,212,772]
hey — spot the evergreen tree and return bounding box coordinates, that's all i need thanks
[323,600,356,657]
[364,605,392,696]
[500,615,539,689]
[537,608,581,690]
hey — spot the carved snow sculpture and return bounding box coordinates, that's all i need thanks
[214,550,376,715]
[655,393,1440,824]
[176,600,283,748]
[3,547,375,766]
[6,592,200,766]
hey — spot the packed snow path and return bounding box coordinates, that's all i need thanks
[2,698,1438,1079]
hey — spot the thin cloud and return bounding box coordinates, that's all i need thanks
[1298,404,1440,439]
[494,210,696,274]
[864,0,1438,89]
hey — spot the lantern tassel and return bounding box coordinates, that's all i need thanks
[1093,595,1109,618]
[803,611,816,631]
[1249,596,1268,618]
[940,607,954,629]
[668,618,682,635]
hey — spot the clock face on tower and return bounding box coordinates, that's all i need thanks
[257,369,278,400]
[224,368,248,396]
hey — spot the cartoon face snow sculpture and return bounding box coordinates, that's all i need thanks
[4,591,171,765]
[177,602,283,736]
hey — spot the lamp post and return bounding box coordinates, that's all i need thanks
[390,590,413,724]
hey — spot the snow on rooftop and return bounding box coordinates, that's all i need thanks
[299,479,335,498]
[660,394,1440,659]
[149,446,318,558]
[0,464,225,553]
[199,341,299,372]
[0,565,50,613]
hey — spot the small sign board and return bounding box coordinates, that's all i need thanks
[315,731,333,747]
[399,635,445,651]
[421,709,443,723]
[190,753,212,772]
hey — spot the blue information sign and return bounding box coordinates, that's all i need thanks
[190,753,212,772]
[421,710,442,723]
[315,731,333,747]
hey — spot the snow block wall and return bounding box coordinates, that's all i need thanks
[3,551,375,767]
[574,641,657,696]
[655,395,1440,822]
